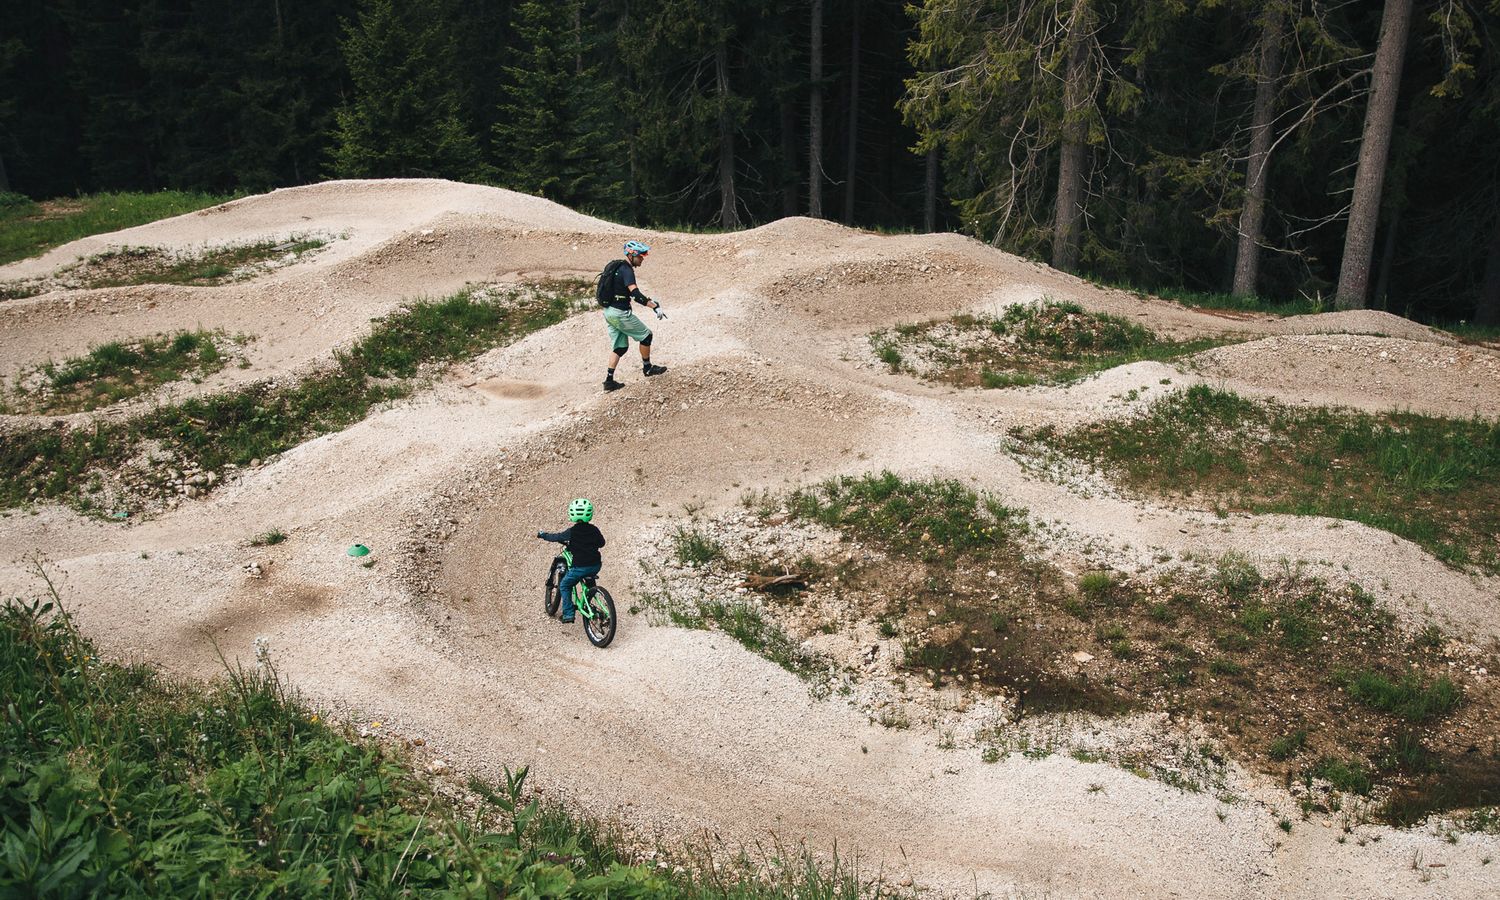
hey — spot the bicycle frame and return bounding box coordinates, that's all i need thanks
[556,547,601,620]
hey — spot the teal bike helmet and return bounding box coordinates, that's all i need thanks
[624,240,650,256]
[568,498,594,522]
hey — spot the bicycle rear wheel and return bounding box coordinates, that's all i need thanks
[583,586,616,648]
[544,559,566,617]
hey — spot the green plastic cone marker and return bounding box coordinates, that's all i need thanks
[348,544,370,557]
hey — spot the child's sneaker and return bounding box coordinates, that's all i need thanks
[642,363,667,377]
[603,377,625,392]
[559,615,575,624]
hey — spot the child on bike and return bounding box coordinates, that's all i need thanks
[536,498,605,624]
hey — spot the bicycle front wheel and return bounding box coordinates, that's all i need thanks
[544,559,566,617]
[583,586,617,648]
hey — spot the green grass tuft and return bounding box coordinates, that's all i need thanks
[670,526,724,567]
[1342,670,1462,722]
[1312,757,1374,795]
[1268,730,1308,761]
[251,528,287,546]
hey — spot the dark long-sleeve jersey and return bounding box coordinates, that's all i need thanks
[538,522,606,567]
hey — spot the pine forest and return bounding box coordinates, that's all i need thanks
[3,0,1498,325]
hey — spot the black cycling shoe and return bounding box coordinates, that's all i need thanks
[642,363,667,377]
[559,615,575,624]
[603,377,625,392]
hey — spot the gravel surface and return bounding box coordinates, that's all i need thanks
[2,179,1498,898]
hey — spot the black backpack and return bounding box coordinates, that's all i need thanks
[595,259,626,307]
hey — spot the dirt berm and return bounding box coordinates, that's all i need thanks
[2,179,1497,898]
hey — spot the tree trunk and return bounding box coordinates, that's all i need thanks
[1477,213,1500,327]
[1231,5,1283,299]
[715,40,739,229]
[781,95,798,217]
[1373,204,1400,311]
[924,146,939,233]
[777,12,798,218]
[808,0,824,218]
[1051,0,1091,272]
[1335,0,1413,310]
[574,2,583,76]
[842,0,861,225]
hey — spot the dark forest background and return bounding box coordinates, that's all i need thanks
[2,0,1497,324]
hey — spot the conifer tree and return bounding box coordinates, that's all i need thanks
[617,0,758,226]
[330,0,488,181]
[492,0,625,215]
[1335,0,1414,309]
[902,0,1133,263]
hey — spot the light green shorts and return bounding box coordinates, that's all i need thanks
[603,306,652,352]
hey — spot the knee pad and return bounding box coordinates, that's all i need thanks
[640,332,653,347]
[613,339,629,354]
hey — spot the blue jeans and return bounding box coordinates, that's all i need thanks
[557,564,601,618]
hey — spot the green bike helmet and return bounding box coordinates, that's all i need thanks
[568,498,594,522]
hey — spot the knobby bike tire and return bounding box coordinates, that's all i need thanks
[583,586,617,648]
[544,559,566,617]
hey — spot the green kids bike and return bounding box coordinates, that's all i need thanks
[543,547,617,648]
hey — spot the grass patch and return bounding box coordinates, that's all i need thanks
[1268,730,1308,761]
[868,300,1234,388]
[763,471,1498,824]
[250,527,287,546]
[1019,385,1500,572]
[0,592,903,897]
[0,191,235,266]
[1312,757,1374,795]
[60,237,327,288]
[1433,321,1500,344]
[670,525,725,567]
[787,472,1129,716]
[1342,670,1461,722]
[0,282,588,515]
[788,471,1029,558]
[1104,279,1325,317]
[870,335,903,372]
[672,597,830,684]
[11,329,239,413]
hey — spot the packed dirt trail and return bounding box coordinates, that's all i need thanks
[3,180,1498,898]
